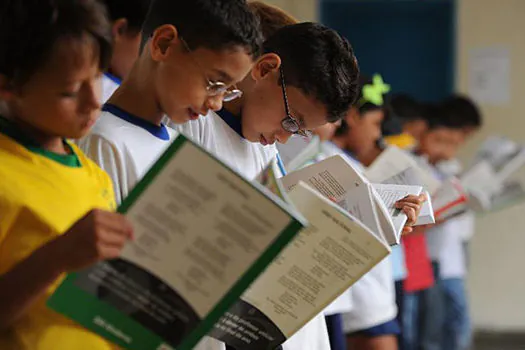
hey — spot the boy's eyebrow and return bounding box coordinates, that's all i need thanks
[292,109,308,129]
[212,69,234,83]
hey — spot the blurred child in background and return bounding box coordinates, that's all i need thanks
[99,0,151,102]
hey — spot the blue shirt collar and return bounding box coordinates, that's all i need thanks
[104,72,122,85]
[341,146,358,162]
[216,108,244,138]
[102,103,170,141]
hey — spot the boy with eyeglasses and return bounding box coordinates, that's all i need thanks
[176,22,360,350]
[177,22,360,180]
[78,0,262,204]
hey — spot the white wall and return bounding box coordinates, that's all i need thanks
[457,0,525,332]
[257,0,318,21]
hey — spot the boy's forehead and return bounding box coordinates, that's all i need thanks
[43,36,100,78]
[429,127,463,139]
[194,46,254,83]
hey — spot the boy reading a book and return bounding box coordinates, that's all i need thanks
[405,102,468,350]
[79,0,263,204]
[175,22,357,350]
[99,0,152,102]
[0,1,134,349]
[384,94,427,149]
[179,25,427,347]
[421,96,482,350]
[330,76,419,350]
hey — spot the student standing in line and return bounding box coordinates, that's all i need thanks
[99,0,152,102]
[79,1,262,349]
[79,0,263,203]
[176,22,360,350]
[420,96,482,350]
[0,1,133,349]
[334,77,423,350]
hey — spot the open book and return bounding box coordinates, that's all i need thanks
[462,137,525,213]
[209,177,390,349]
[489,180,525,212]
[432,178,469,220]
[366,146,441,193]
[278,155,424,245]
[47,135,306,350]
[366,146,439,223]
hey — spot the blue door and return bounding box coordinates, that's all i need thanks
[321,0,455,102]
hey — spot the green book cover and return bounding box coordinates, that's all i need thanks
[47,135,305,350]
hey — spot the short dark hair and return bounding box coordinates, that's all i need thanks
[264,22,360,122]
[421,103,462,131]
[441,94,482,129]
[389,94,423,122]
[142,0,263,57]
[248,1,297,39]
[100,0,152,33]
[0,0,112,87]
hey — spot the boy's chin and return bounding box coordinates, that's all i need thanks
[69,129,90,140]
[167,109,202,125]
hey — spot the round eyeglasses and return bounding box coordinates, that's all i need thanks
[181,37,243,102]
[279,67,312,138]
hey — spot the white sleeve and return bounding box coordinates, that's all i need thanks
[78,134,135,205]
[193,337,225,350]
[282,313,331,350]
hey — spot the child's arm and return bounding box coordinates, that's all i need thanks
[395,193,427,234]
[0,209,133,329]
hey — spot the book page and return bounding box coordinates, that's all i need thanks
[461,160,503,199]
[48,136,304,350]
[211,182,390,349]
[370,164,435,227]
[279,156,385,241]
[490,180,525,212]
[342,185,386,243]
[415,191,435,225]
[280,155,368,210]
[432,178,468,219]
[366,146,441,194]
[496,147,525,182]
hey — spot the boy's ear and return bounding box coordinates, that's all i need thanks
[346,107,360,127]
[112,18,129,40]
[251,53,281,82]
[150,24,179,62]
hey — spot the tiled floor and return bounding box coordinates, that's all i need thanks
[473,333,525,350]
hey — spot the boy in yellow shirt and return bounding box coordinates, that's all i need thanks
[0,1,133,349]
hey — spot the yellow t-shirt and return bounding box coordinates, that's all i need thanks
[384,133,417,150]
[0,132,119,350]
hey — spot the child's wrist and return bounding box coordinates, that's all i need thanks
[33,240,68,277]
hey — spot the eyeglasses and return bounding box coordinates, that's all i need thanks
[180,38,242,102]
[279,67,312,138]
